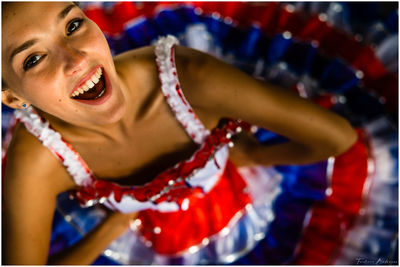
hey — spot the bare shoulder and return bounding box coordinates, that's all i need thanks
[4,123,75,197]
[113,44,210,99]
[173,45,224,127]
[114,45,156,68]
[173,45,237,111]
[113,46,160,89]
[174,45,211,91]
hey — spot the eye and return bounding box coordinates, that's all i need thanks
[66,18,84,36]
[23,54,44,71]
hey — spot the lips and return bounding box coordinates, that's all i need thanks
[73,72,105,100]
[71,66,112,105]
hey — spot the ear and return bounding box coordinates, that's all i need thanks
[2,88,29,109]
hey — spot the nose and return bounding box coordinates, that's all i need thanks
[58,41,88,76]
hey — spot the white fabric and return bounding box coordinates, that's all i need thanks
[154,35,210,144]
[104,193,180,213]
[187,146,229,192]
[14,107,93,186]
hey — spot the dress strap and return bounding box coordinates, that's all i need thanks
[154,35,210,144]
[14,107,94,186]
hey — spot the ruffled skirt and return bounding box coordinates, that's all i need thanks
[4,2,397,265]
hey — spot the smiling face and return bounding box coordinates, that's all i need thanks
[2,2,127,126]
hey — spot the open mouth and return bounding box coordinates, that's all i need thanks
[71,68,106,100]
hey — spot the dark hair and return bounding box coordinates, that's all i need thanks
[2,79,7,91]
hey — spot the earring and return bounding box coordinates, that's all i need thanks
[22,103,27,108]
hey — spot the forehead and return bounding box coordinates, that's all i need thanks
[2,2,73,26]
[2,2,75,57]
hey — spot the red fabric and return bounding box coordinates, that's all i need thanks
[255,3,281,35]
[137,161,251,254]
[83,2,396,103]
[319,30,362,62]
[294,130,370,264]
[276,6,304,35]
[220,2,249,23]
[84,7,114,35]
[352,46,388,81]
[109,2,141,33]
[312,93,336,109]
[72,119,251,206]
[367,73,398,115]
[297,14,332,42]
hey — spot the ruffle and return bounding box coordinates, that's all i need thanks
[71,117,252,212]
[1,2,396,265]
[50,164,282,264]
[293,130,371,264]
[334,117,398,264]
[154,35,210,144]
[70,2,398,264]
[13,107,94,186]
[81,2,397,117]
[79,2,398,265]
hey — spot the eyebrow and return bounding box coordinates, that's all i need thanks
[9,39,38,62]
[58,4,77,21]
[9,4,77,62]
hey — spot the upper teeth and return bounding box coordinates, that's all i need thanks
[72,68,102,97]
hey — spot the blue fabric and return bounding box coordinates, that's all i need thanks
[254,128,288,145]
[281,41,317,75]
[237,25,263,60]
[3,2,395,265]
[265,34,293,66]
[153,8,187,36]
[125,18,159,48]
[386,10,399,33]
[319,59,360,93]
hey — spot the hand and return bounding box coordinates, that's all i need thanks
[47,211,139,265]
[106,211,139,233]
[229,132,260,167]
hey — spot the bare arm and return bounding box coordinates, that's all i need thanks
[175,46,357,166]
[3,125,135,265]
[48,212,135,265]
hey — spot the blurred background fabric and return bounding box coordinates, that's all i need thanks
[2,2,398,265]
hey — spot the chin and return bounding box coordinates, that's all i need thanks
[96,100,127,125]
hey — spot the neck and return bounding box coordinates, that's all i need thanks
[36,108,132,144]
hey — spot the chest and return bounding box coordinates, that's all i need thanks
[71,103,202,186]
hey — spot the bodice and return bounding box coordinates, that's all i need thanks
[14,36,252,213]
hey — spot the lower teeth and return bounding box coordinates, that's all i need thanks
[94,88,106,99]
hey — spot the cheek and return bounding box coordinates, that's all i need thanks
[21,75,64,106]
[86,27,112,57]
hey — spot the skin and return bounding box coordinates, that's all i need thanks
[2,2,358,265]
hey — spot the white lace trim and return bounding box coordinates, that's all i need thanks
[14,107,93,186]
[155,35,210,144]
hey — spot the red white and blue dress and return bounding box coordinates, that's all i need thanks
[2,2,397,265]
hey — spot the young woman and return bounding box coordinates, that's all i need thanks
[2,2,394,265]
